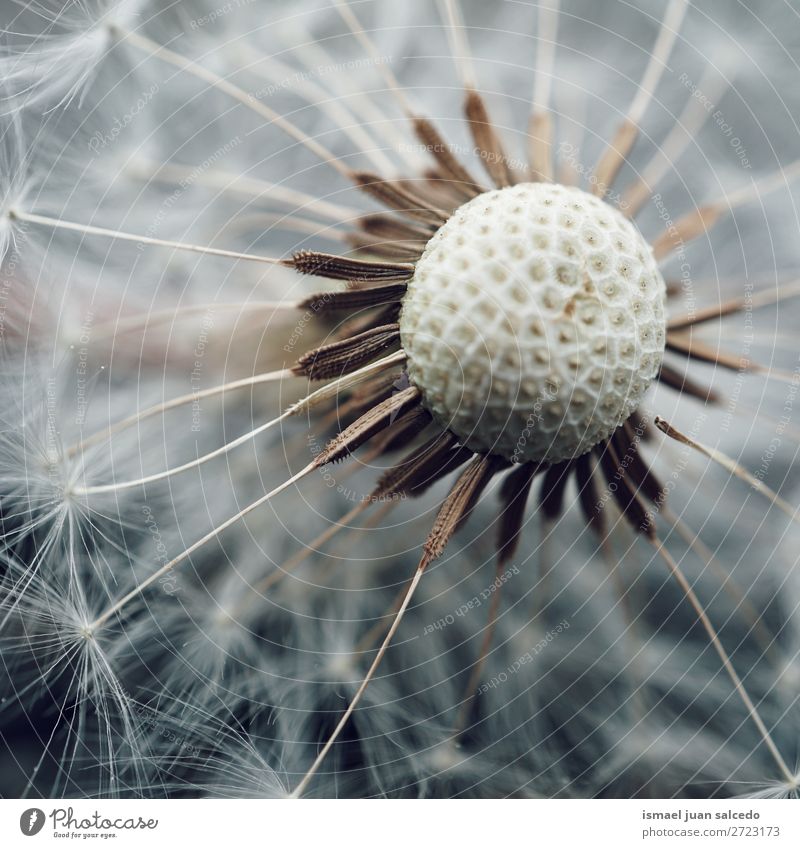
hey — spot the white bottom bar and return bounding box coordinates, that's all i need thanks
[1,798,796,847]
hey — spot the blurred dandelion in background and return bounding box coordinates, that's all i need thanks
[1,0,800,799]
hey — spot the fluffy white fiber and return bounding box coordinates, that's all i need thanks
[0,0,799,799]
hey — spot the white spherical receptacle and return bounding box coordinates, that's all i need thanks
[399,183,667,463]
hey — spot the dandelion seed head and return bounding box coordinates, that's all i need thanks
[2,0,800,802]
[400,183,666,462]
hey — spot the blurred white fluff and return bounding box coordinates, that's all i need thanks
[0,0,799,799]
[0,0,148,111]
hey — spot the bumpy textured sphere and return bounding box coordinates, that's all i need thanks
[400,183,666,463]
